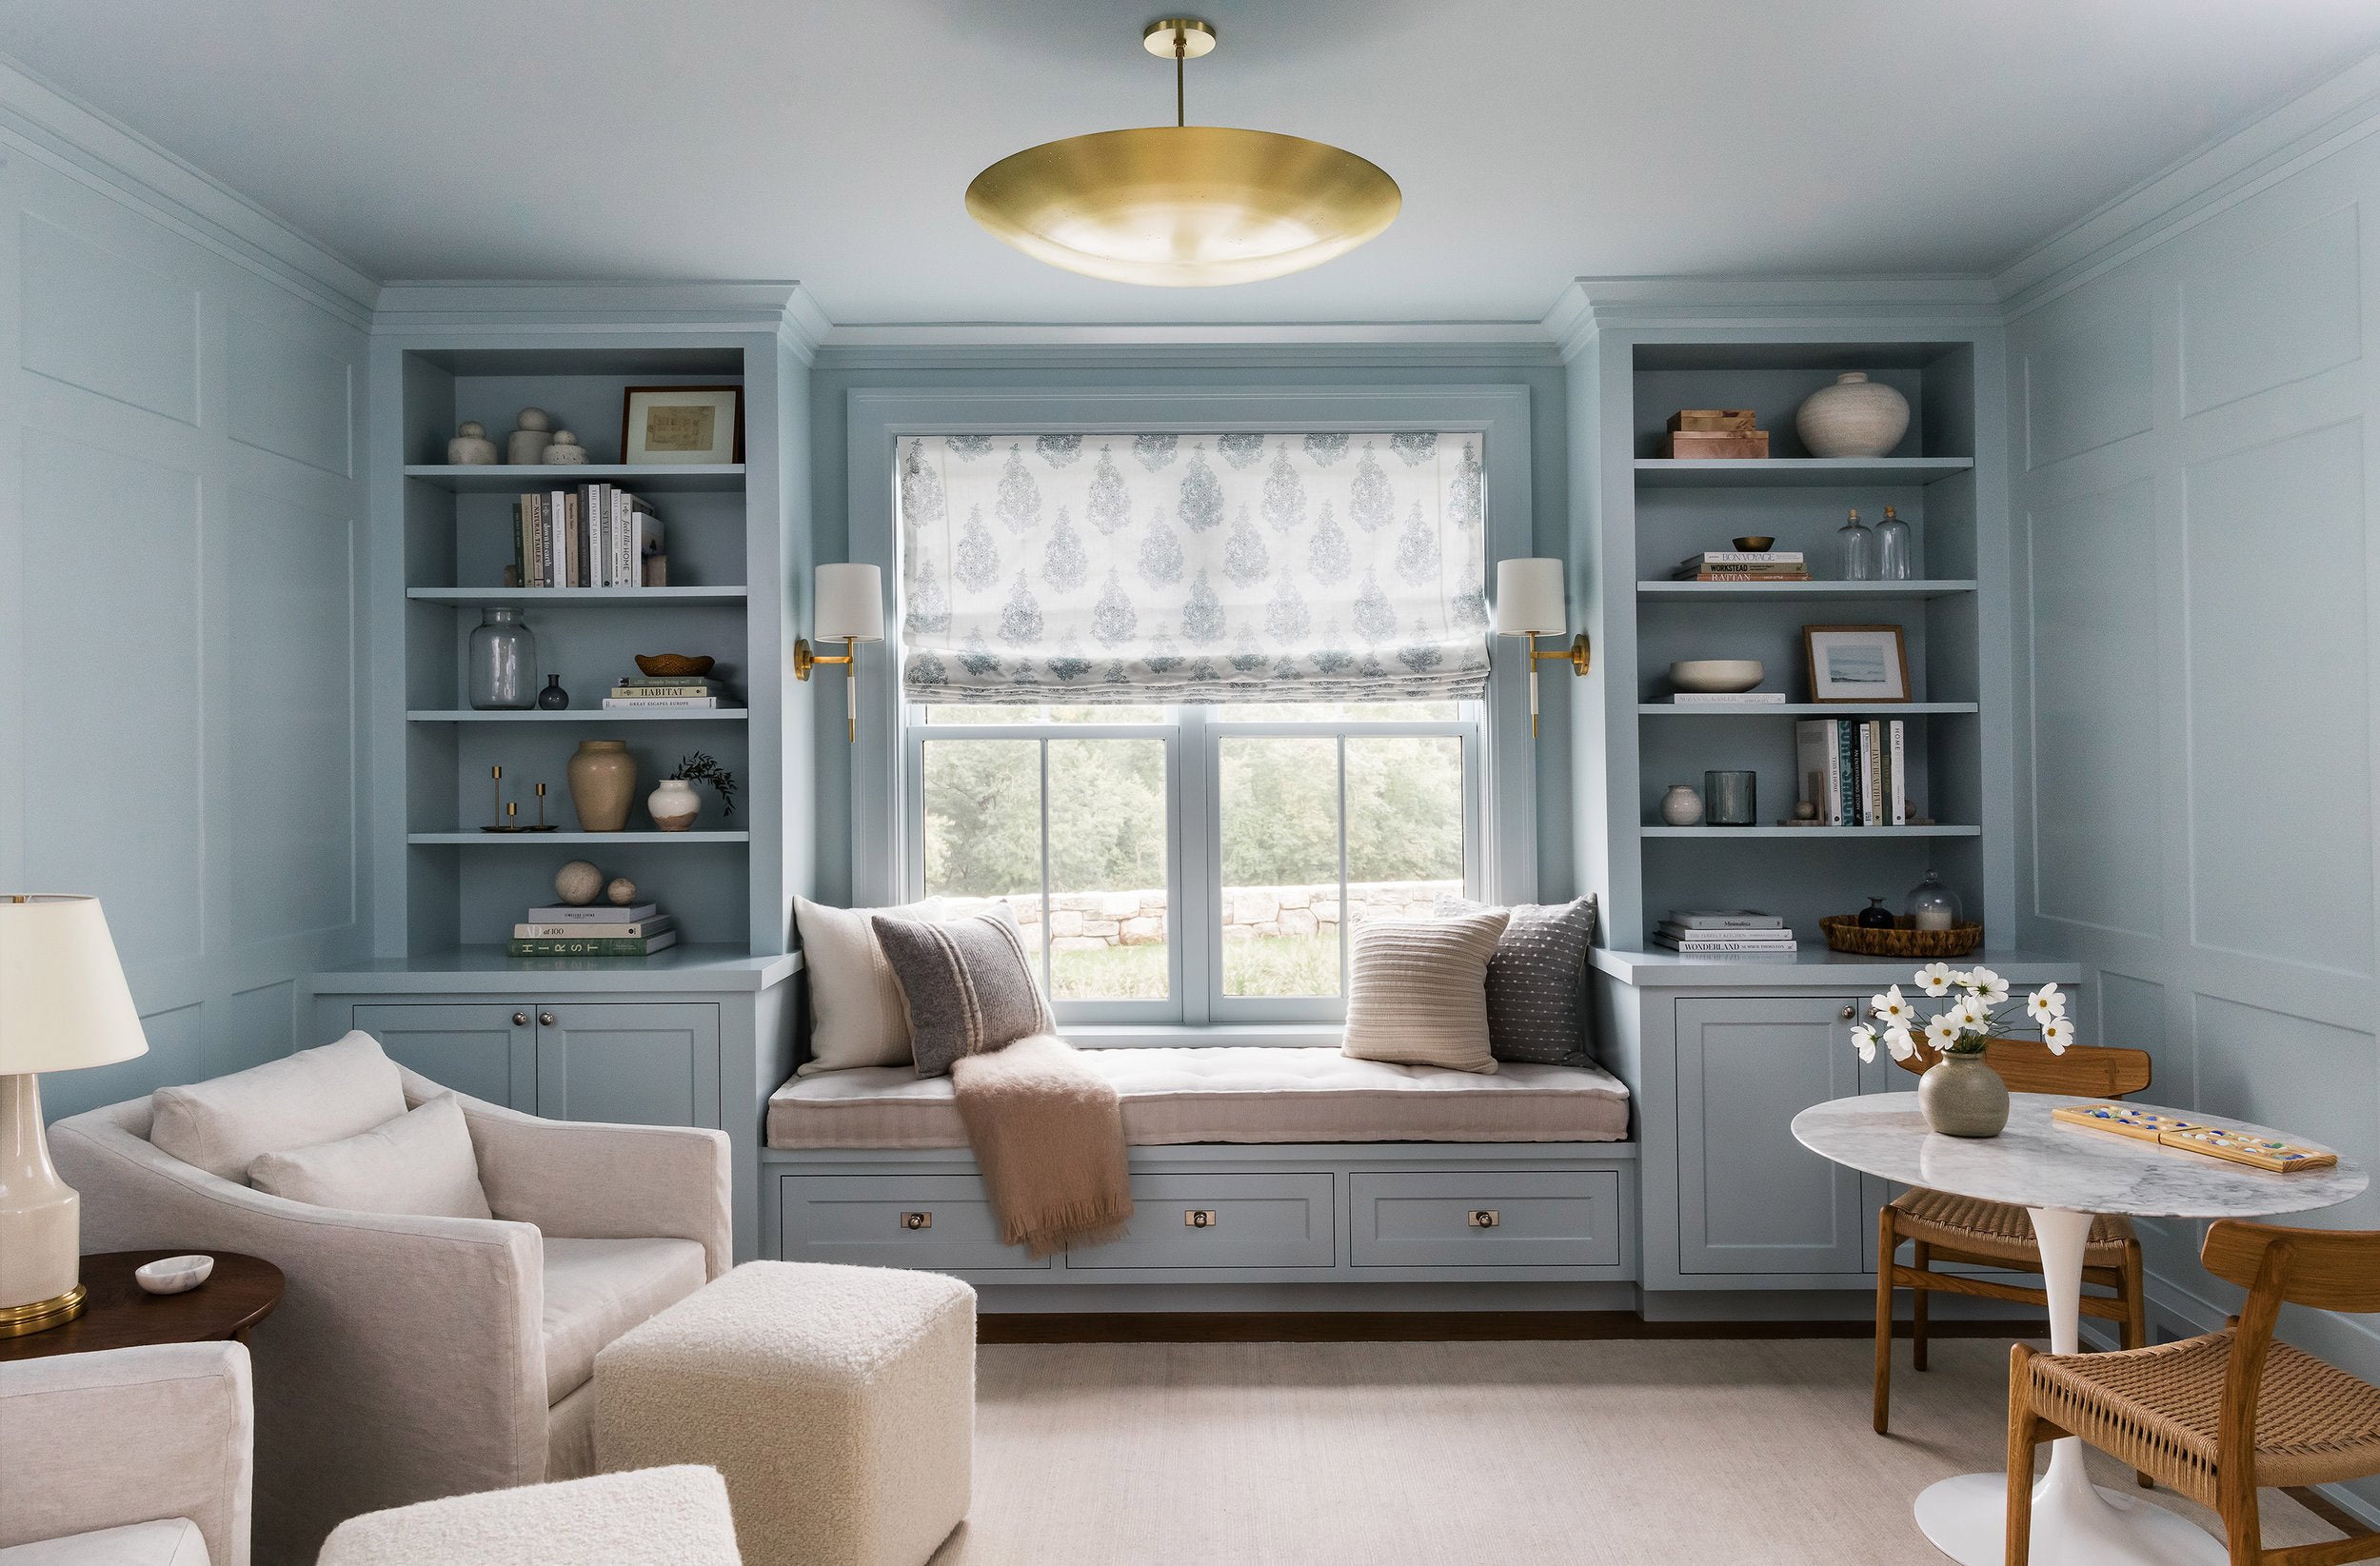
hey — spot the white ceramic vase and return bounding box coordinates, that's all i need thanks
[1795,372,1910,458]
[647,778,701,832]
[1659,783,1705,826]
[446,421,498,466]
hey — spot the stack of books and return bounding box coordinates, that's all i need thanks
[605,676,731,710]
[1653,910,1798,955]
[510,484,664,589]
[1795,718,1908,825]
[1671,550,1811,582]
[508,900,678,958]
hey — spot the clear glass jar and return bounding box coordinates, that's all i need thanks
[1905,869,1962,932]
[1874,506,1914,580]
[1835,509,1874,581]
[468,607,537,709]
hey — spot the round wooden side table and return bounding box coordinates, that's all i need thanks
[0,1251,283,1361]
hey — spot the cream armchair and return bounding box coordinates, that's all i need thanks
[317,1465,742,1566]
[0,1341,254,1566]
[49,1061,730,1566]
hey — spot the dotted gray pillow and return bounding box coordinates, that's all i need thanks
[1434,893,1597,1065]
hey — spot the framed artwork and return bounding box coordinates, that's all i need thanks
[1802,624,1911,703]
[622,386,744,465]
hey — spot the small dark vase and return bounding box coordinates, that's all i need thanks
[536,674,570,711]
[1857,896,1895,930]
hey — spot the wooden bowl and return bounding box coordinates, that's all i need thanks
[1732,535,1775,552]
[634,653,715,678]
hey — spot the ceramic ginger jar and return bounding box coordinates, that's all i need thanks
[567,741,636,832]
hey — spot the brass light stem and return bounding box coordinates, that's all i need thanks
[1176,28,1186,127]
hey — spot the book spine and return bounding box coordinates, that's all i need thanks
[1674,692,1785,704]
[614,488,634,589]
[610,684,717,698]
[1862,722,1878,826]
[511,497,526,587]
[1653,936,1802,953]
[513,919,672,939]
[589,485,609,588]
[547,491,565,590]
[507,934,677,957]
[1890,721,1907,825]
[525,904,659,922]
[1682,551,1806,565]
[601,697,719,708]
[1665,912,1787,929]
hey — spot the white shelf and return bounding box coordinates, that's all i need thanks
[407,709,748,723]
[1633,457,1975,488]
[404,464,744,493]
[407,831,750,845]
[407,586,748,605]
[1638,702,1979,717]
[1637,579,1976,601]
[1640,825,1981,839]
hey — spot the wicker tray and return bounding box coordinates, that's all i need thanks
[1819,914,1983,959]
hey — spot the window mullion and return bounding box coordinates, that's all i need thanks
[1038,737,1053,999]
[1336,732,1351,1001]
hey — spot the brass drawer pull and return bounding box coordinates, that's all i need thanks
[1469,1210,1500,1229]
[1184,1209,1218,1228]
[901,1211,933,1231]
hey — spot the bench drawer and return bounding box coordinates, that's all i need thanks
[1350,1171,1620,1268]
[1066,1173,1336,1270]
[777,1174,1050,1270]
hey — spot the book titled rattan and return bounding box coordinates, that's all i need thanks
[2053,1102,2335,1172]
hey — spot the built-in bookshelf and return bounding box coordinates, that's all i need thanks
[371,330,804,960]
[1582,332,2010,953]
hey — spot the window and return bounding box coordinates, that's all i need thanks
[907,699,1479,1023]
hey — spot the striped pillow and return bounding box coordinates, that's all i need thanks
[871,905,1056,1078]
[1339,909,1510,1074]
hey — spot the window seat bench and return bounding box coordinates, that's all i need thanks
[761,1047,1636,1289]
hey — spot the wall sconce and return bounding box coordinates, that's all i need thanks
[1493,558,1589,738]
[794,563,884,743]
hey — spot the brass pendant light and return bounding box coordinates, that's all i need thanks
[965,19,1401,287]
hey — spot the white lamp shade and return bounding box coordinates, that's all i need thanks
[814,564,884,644]
[0,895,148,1075]
[1494,558,1567,637]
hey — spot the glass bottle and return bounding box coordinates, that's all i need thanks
[536,674,571,711]
[1874,505,1914,581]
[1857,896,1896,930]
[1835,508,1874,581]
[467,607,537,709]
[1905,869,1962,932]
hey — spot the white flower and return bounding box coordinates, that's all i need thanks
[2027,982,2067,1022]
[1884,1026,1918,1061]
[1957,992,1993,1028]
[1850,1023,1878,1063]
[1915,961,1957,997]
[1925,1014,1964,1049]
[1870,985,1914,1026]
[2039,1017,2073,1054]
[1967,967,2011,1004]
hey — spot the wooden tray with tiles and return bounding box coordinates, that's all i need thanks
[2053,1102,2335,1171]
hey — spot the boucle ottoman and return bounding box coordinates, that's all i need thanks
[593,1261,975,1566]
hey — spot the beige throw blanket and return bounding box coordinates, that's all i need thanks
[950,1034,1134,1258]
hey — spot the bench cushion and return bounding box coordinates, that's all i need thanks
[768,1045,1630,1150]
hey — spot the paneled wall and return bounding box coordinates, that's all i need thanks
[0,72,374,1116]
[2008,112,2380,1464]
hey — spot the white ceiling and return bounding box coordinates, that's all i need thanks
[5,1,2377,327]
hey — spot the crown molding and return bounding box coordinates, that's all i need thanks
[369,280,823,347]
[1539,275,2002,358]
[809,317,1559,368]
[1993,49,2380,317]
[0,50,380,327]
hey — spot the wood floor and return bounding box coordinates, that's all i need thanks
[931,1336,2350,1565]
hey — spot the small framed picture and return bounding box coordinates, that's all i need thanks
[622,386,743,466]
[1803,624,1911,703]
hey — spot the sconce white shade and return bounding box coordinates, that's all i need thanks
[814,564,884,644]
[1493,558,1567,638]
[0,895,148,1075]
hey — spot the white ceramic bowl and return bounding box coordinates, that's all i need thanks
[1669,659,1766,694]
[134,1254,214,1296]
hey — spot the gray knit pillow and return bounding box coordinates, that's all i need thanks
[870,905,1056,1078]
[1435,893,1597,1065]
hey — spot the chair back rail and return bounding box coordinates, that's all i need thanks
[2202,1220,2380,1315]
[1892,1037,2153,1099]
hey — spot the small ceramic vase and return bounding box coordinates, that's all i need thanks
[648,778,701,832]
[536,675,570,710]
[1920,1052,2010,1138]
[543,429,588,465]
[1857,896,1895,930]
[566,741,636,832]
[506,406,553,466]
[447,421,499,466]
[1795,371,1911,458]
[554,860,605,906]
[1658,783,1704,826]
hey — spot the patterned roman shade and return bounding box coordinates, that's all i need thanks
[896,432,1490,703]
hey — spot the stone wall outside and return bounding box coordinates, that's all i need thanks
[942,880,1461,952]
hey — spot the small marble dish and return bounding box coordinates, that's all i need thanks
[1670,659,1766,693]
[134,1255,214,1296]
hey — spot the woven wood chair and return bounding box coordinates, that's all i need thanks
[1874,1039,2155,1442]
[2008,1219,2380,1566]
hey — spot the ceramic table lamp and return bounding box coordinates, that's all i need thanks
[0,895,148,1335]
[1492,558,1590,738]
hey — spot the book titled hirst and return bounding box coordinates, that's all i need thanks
[507,931,680,958]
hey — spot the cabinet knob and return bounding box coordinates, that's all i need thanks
[512,1012,529,1027]
[1184,1209,1218,1228]
[901,1211,933,1231]
[540,1012,557,1027]
[1840,1005,1857,1021]
[1468,1210,1500,1229]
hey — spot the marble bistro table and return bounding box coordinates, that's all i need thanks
[1793,1091,2366,1566]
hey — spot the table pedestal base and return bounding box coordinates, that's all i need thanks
[1916,1450,2224,1565]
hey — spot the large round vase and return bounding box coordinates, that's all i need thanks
[1919,1053,2009,1138]
[1795,372,1911,458]
[647,778,701,832]
[567,741,636,832]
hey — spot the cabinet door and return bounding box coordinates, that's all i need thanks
[1675,995,1869,1276]
[352,1004,537,1111]
[536,1003,721,1129]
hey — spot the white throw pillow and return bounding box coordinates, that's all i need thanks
[248,1094,493,1219]
[150,1031,407,1182]
[1339,910,1511,1074]
[793,895,946,1074]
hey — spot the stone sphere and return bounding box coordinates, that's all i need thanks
[605,877,638,905]
[516,406,552,431]
[554,860,604,906]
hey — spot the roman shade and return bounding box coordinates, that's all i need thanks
[897,432,1490,703]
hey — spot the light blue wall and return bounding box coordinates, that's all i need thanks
[2007,94,2380,1498]
[802,350,1574,906]
[1,69,375,1116]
